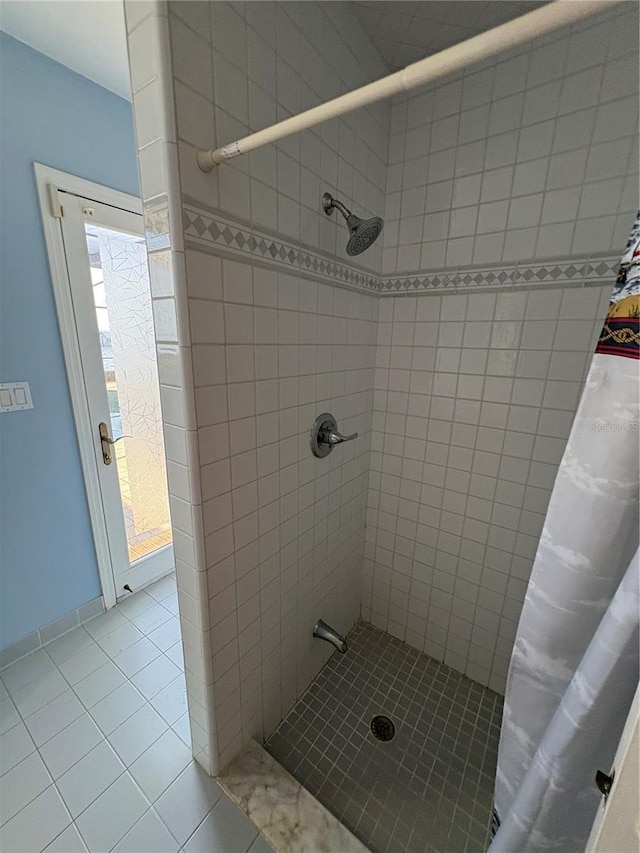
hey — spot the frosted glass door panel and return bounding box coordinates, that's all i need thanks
[86,225,171,565]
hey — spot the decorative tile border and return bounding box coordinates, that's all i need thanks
[143,197,171,252]
[380,255,619,296]
[182,202,619,297]
[183,203,380,295]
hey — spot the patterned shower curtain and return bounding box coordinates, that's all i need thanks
[490,212,640,853]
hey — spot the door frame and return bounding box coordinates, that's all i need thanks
[585,682,640,852]
[35,163,145,610]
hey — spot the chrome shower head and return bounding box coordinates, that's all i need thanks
[322,192,384,256]
[345,214,384,257]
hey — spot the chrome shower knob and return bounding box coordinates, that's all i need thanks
[310,413,358,458]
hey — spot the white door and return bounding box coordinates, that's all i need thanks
[37,166,174,603]
[585,684,640,853]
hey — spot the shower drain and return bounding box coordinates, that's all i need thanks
[370,715,395,742]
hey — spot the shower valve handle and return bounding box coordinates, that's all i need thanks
[326,428,358,445]
[310,413,358,458]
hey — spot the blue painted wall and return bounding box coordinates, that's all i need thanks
[0,33,140,647]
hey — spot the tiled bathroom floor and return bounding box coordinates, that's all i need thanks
[0,575,270,853]
[266,623,503,853]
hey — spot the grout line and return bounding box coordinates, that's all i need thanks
[266,622,501,852]
[0,577,225,853]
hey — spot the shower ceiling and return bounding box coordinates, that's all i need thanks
[350,1,547,71]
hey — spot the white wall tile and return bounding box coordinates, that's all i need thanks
[383,5,637,272]
[368,284,610,688]
[170,17,214,101]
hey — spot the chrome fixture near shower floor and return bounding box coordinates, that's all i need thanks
[313,619,348,653]
[268,623,502,853]
[322,192,383,256]
[310,412,358,458]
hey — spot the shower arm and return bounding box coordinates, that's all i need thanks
[324,197,351,221]
[197,0,619,172]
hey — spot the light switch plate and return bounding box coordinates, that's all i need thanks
[0,382,34,413]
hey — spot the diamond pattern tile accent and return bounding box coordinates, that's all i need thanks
[183,202,618,299]
[183,203,380,295]
[144,203,171,251]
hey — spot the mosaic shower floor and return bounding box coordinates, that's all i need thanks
[266,623,503,853]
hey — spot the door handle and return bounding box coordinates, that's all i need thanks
[99,422,131,465]
[595,769,614,800]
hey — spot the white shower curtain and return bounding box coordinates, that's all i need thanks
[490,211,640,853]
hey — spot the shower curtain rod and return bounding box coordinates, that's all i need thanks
[197,0,619,172]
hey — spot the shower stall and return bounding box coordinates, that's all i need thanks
[124,0,639,849]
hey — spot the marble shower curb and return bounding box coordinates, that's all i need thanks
[218,739,369,853]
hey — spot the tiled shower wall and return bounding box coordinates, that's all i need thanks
[185,252,377,767]
[172,0,389,274]
[382,3,638,274]
[125,0,636,775]
[163,0,387,770]
[366,1,638,694]
[364,284,612,693]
